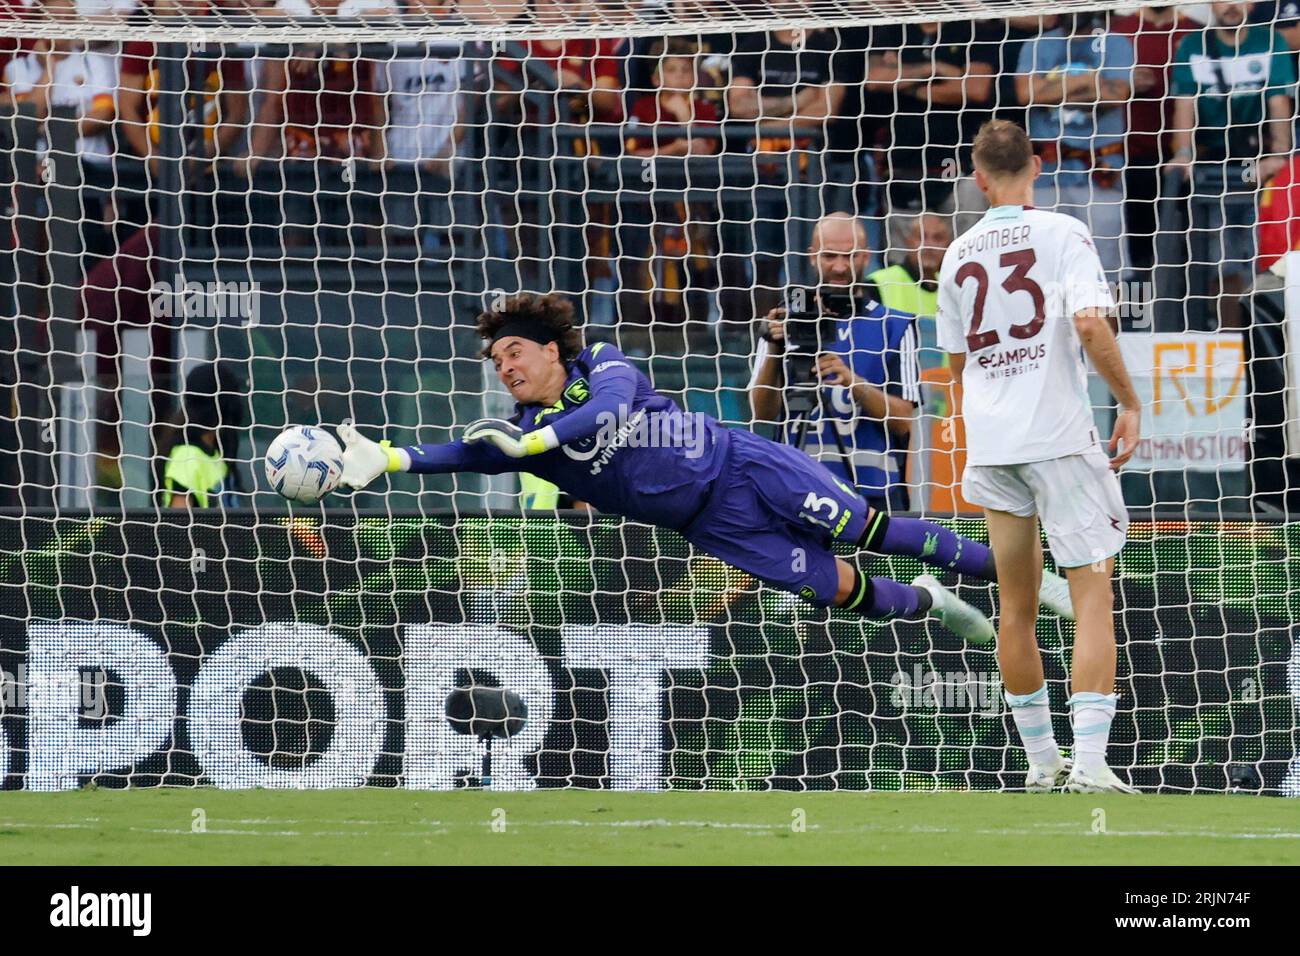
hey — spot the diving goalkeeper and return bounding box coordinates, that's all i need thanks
[336,293,1075,642]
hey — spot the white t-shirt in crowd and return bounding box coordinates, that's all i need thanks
[0,0,138,18]
[74,0,140,18]
[4,47,119,162]
[373,52,460,164]
[936,204,1114,466]
[3,51,41,95]
[274,0,394,16]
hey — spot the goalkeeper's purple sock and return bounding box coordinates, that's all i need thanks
[859,512,996,581]
[839,570,930,621]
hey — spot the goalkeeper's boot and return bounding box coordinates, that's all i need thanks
[1025,754,1072,793]
[1038,569,1075,621]
[1063,763,1139,794]
[913,575,995,645]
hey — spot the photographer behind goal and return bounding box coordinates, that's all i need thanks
[749,212,921,513]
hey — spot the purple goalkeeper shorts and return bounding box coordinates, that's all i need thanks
[679,428,871,606]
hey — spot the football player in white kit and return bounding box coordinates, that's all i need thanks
[936,120,1142,794]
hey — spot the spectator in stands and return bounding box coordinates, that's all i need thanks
[798,27,865,218]
[81,225,163,490]
[590,38,628,126]
[115,0,252,244]
[617,38,720,345]
[4,33,118,254]
[987,16,1057,127]
[270,0,395,16]
[748,212,921,510]
[118,25,250,172]
[627,39,720,158]
[626,0,737,115]
[1257,150,1300,269]
[1017,10,1134,286]
[1113,5,1195,281]
[489,0,624,270]
[239,0,393,247]
[1170,0,1296,329]
[727,27,847,316]
[79,0,139,17]
[492,0,624,126]
[118,11,250,237]
[215,0,282,12]
[158,359,249,509]
[577,10,633,306]
[0,0,38,111]
[1250,0,1300,52]
[728,27,844,128]
[374,3,465,255]
[244,20,385,172]
[863,212,951,368]
[1250,0,1300,156]
[0,44,37,112]
[611,6,739,333]
[862,20,997,238]
[3,31,115,164]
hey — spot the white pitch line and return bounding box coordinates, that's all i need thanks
[4,818,1298,844]
[489,821,1300,841]
[0,821,97,830]
[495,818,819,830]
[144,822,1300,841]
[231,818,300,825]
[127,826,451,838]
[133,827,304,832]
[1081,830,1300,840]
[228,818,412,826]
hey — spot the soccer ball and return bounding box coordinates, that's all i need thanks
[265,426,344,504]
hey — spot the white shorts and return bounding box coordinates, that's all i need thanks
[963,450,1129,569]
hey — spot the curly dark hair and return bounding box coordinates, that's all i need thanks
[476,292,585,362]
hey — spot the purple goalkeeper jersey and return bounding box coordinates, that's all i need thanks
[403,342,732,530]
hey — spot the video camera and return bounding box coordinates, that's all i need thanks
[781,285,860,411]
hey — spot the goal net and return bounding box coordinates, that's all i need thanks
[0,0,1296,795]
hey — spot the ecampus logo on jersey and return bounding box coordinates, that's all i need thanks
[977,343,1046,370]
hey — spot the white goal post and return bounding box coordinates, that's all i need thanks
[0,0,1295,795]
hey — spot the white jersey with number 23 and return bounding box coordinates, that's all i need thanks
[936,205,1115,467]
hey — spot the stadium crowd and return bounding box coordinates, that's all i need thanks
[0,0,1294,506]
[6,2,1300,312]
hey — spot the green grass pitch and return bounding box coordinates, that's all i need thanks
[2,789,1298,865]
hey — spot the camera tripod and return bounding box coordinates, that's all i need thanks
[783,382,859,490]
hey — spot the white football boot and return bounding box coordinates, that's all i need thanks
[1064,763,1139,794]
[1025,754,1072,793]
[1037,569,1075,621]
[913,575,995,645]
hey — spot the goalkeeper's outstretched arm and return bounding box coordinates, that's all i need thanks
[337,390,629,490]
[336,342,640,491]
[337,424,520,490]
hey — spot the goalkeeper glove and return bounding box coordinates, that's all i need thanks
[337,423,406,489]
[462,418,558,459]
